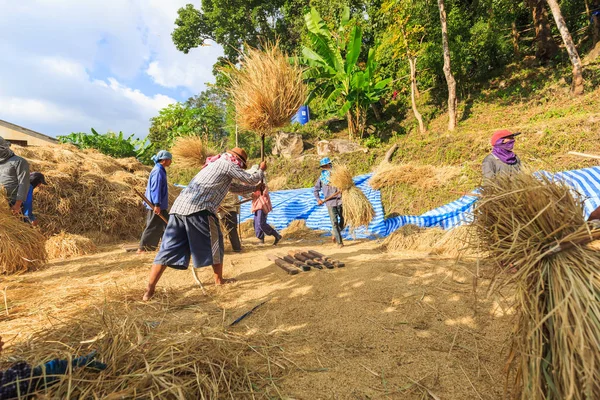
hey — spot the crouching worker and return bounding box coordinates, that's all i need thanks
[23,172,47,226]
[138,150,172,253]
[249,166,281,245]
[142,148,266,301]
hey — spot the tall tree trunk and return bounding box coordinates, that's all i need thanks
[347,110,355,140]
[512,21,521,59]
[546,0,584,95]
[370,103,382,121]
[437,0,457,131]
[526,0,559,62]
[408,57,425,133]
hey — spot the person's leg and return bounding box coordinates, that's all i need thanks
[258,212,278,237]
[337,205,345,230]
[328,206,343,244]
[254,211,265,241]
[225,212,242,251]
[139,211,167,252]
[334,205,344,246]
[143,264,167,301]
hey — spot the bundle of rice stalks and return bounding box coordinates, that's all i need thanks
[0,301,284,398]
[0,195,46,274]
[170,136,215,170]
[430,225,481,258]
[330,165,374,230]
[45,232,97,260]
[239,220,255,239]
[473,171,600,399]
[227,42,305,158]
[281,219,324,240]
[369,163,461,190]
[381,225,444,253]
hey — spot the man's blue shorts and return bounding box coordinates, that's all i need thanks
[154,210,224,270]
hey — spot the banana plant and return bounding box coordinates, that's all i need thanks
[302,7,391,139]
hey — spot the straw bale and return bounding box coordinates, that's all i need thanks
[0,195,47,274]
[240,220,255,238]
[171,136,216,170]
[342,186,375,230]
[228,43,305,135]
[474,171,600,399]
[329,165,354,191]
[281,219,324,240]
[381,225,445,252]
[0,302,283,398]
[45,232,97,260]
[370,163,461,190]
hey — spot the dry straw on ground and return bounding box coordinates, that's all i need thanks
[281,219,324,240]
[0,300,283,398]
[382,224,479,258]
[227,43,305,135]
[0,195,47,274]
[45,232,97,260]
[170,136,215,170]
[12,145,180,243]
[473,171,600,400]
[330,165,374,230]
[370,163,462,190]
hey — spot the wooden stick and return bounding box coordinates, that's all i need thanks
[568,151,600,160]
[319,191,341,205]
[300,251,334,269]
[282,255,311,271]
[133,188,169,224]
[307,250,345,268]
[289,251,323,270]
[267,254,299,275]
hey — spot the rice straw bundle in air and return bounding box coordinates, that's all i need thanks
[0,195,46,274]
[45,232,97,260]
[473,171,600,399]
[227,42,306,159]
[330,164,374,230]
[170,136,215,170]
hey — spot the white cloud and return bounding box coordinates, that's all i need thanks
[0,0,223,137]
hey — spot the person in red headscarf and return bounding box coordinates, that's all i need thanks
[482,129,522,181]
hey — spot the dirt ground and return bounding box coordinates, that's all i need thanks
[1,235,515,399]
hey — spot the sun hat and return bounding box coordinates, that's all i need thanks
[319,157,332,167]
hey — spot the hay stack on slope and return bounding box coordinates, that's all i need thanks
[0,196,46,274]
[474,171,600,399]
[330,164,374,230]
[45,232,97,260]
[370,163,461,190]
[170,136,215,170]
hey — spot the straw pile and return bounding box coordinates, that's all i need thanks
[12,145,180,243]
[45,232,97,260]
[170,136,215,170]
[330,164,374,230]
[369,163,461,190]
[281,219,324,240]
[473,171,600,399]
[0,195,47,274]
[381,224,479,258]
[239,220,255,239]
[227,43,305,135]
[0,301,283,398]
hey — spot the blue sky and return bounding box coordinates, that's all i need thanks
[0,0,224,138]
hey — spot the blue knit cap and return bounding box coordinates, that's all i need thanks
[319,157,332,167]
[151,150,172,164]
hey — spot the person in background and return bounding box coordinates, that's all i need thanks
[482,130,522,181]
[0,136,30,214]
[249,165,281,245]
[23,172,47,226]
[219,192,243,252]
[138,150,172,253]
[142,147,266,301]
[314,157,344,248]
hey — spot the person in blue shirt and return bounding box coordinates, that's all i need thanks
[22,172,46,226]
[313,157,344,248]
[138,150,172,253]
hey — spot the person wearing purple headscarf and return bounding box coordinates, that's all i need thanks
[482,129,522,181]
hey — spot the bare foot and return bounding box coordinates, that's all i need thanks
[215,277,237,285]
[142,286,155,301]
[136,249,147,255]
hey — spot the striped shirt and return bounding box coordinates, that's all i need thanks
[170,157,264,216]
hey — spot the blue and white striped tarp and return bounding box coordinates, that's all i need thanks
[181,165,600,239]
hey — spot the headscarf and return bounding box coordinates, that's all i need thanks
[0,137,14,163]
[320,169,331,185]
[151,150,172,165]
[492,138,517,165]
[203,152,245,169]
[30,172,47,189]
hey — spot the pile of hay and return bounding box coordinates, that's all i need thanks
[381,224,479,258]
[12,145,180,243]
[281,219,324,240]
[330,164,374,230]
[239,219,255,239]
[268,176,287,191]
[228,43,305,135]
[45,232,97,260]
[0,302,283,398]
[474,171,600,399]
[170,136,215,170]
[0,195,47,274]
[370,163,462,190]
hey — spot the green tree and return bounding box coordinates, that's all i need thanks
[302,7,391,139]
